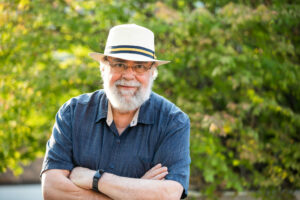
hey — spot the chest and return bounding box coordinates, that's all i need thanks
[71,121,160,178]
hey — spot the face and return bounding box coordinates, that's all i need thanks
[101,56,156,113]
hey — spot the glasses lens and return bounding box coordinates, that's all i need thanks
[110,62,126,73]
[134,64,147,73]
[108,60,152,74]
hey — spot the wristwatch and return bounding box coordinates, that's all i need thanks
[92,169,105,192]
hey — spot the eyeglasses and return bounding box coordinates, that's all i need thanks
[105,58,154,74]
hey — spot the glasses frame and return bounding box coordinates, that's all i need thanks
[104,56,155,74]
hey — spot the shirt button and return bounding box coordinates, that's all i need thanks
[117,139,120,144]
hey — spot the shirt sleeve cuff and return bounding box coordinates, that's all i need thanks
[40,159,74,177]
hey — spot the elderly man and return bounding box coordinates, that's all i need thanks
[41,24,190,200]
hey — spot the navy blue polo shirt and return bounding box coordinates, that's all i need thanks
[41,90,191,198]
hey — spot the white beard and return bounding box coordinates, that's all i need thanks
[102,70,153,113]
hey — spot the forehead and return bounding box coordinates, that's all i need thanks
[107,56,150,64]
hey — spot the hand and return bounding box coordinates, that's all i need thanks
[69,167,95,190]
[141,163,168,180]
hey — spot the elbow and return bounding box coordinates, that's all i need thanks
[161,191,181,200]
[41,169,80,200]
[42,179,52,200]
[160,181,183,200]
[41,173,55,200]
[43,189,51,200]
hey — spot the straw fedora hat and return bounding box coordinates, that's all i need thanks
[89,24,170,66]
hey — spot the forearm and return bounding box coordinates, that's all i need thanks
[69,166,182,200]
[42,170,111,200]
[99,173,182,200]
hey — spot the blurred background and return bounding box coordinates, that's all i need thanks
[0,0,300,199]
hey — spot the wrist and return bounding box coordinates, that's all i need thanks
[87,169,96,190]
[92,169,105,192]
[69,167,96,190]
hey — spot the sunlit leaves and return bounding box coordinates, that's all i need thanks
[0,0,299,199]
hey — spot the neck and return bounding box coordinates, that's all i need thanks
[112,107,138,134]
[112,107,137,119]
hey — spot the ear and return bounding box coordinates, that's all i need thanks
[100,56,108,72]
[151,67,155,76]
[151,65,158,80]
[99,62,106,73]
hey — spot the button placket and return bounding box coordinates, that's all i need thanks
[107,134,119,171]
[109,136,121,171]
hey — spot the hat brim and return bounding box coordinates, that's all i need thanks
[89,52,170,66]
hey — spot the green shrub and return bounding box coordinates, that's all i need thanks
[1,0,299,199]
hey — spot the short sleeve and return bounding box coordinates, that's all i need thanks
[153,113,191,199]
[40,104,74,176]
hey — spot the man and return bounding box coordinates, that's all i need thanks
[41,24,190,200]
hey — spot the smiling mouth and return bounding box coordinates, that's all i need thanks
[117,85,137,89]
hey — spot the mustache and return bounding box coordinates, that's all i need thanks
[115,79,141,87]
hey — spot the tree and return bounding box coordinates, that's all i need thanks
[1,0,299,199]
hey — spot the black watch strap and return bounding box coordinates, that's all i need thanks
[92,169,105,192]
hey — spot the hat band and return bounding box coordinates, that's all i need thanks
[108,45,156,59]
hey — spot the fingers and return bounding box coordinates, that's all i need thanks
[147,163,162,173]
[150,163,162,171]
[153,163,162,169]
[141,163,168,180]
[153,171,168,180]
[151,166,168,179]
[141,164,161,179]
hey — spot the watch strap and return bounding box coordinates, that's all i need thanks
[92,169,105,192]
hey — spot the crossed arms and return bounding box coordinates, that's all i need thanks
[42,99,190,200]
[42,164,183,200]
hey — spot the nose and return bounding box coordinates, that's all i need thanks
[122,66,135,80]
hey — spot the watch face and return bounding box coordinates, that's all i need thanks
[95,170,101,178]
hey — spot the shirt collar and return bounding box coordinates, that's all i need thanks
[95,91,154,125]
[106,102,140,127]
[137,93,154,125]
[106,101,113,126]
[95,91,108,123]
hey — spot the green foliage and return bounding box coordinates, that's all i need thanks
[1,0,299,199]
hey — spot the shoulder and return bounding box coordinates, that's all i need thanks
[150,92,189,125]
[59,89,105,114]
